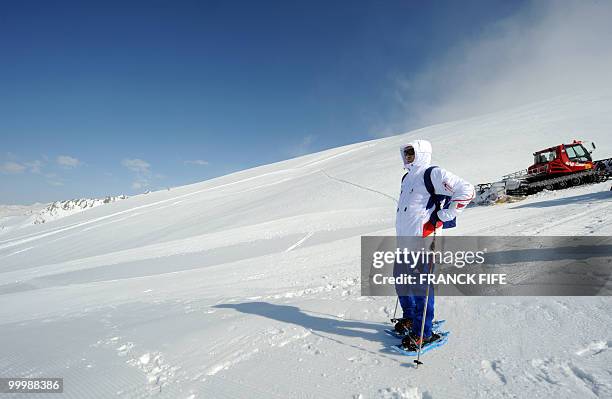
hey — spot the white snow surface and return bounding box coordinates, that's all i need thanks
[0,203,47,234]
[1,94,611,398]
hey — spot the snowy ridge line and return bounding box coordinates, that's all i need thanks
[30,196,128,225]
[293,142,377,169]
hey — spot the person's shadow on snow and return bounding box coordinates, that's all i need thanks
[214,302,423,367]
[215,301,386,340]
[213,301,418,367]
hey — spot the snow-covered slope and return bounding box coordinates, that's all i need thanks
[0,203,46,237]
[0,196,128,235]
[0,94,611,399]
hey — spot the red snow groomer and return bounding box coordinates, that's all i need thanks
[499,140,610,195]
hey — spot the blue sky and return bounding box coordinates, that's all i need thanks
[0,0,537,204]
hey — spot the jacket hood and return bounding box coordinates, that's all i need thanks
[400,139,432,169]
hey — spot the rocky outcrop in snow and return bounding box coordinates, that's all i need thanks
[31,195,128,224]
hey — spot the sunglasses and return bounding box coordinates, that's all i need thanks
[403,147,415,157]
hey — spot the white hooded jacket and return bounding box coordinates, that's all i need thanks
[395,140,474,237]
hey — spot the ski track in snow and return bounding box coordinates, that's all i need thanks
[285,232,314,252]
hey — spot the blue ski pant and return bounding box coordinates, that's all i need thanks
[398,292,435,338]
[394,260,435,338]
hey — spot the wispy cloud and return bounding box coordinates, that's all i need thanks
[383,0,612,133]
[0,161,26,174]
[122,158,151,174]
[122,158,153,190]
[57,155,81,168]
[24,160,43,174]
[47,179,64,186]
[43,172,63,186]
[0,156,73,187]
[184,159,210,166]
[1,157,47,176]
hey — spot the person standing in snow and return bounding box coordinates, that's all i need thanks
[393,139,474,351]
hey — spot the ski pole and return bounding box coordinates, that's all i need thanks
[414,230,436,368]
[391,238,401,323]
[392,297,398,322]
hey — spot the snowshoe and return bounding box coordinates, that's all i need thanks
[389,331,450,356]
[401,332,441,352]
